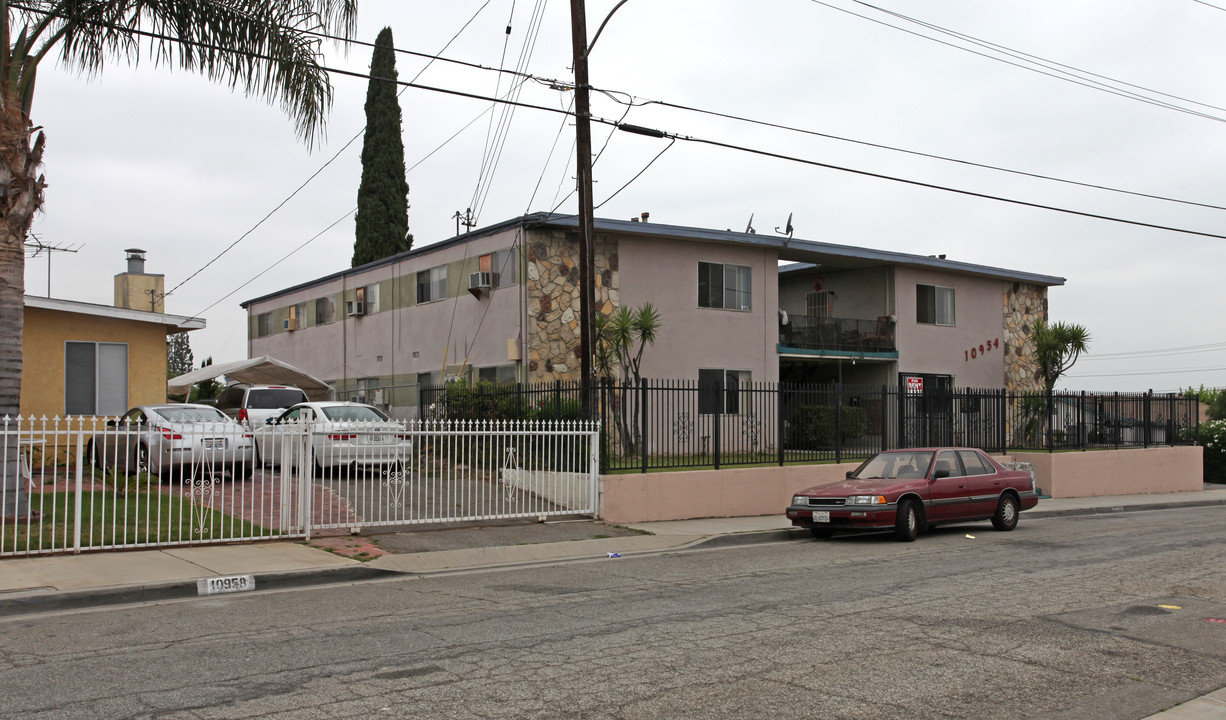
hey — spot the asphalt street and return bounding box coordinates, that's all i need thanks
[1,507,1224,719]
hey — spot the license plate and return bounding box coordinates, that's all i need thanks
[203,438,225,450]
[367,435,385,444]
[812,511,830,523]
[197,574,255,596]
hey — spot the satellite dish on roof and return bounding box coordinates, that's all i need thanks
[775,212,794,245]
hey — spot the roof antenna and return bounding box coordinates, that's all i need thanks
[775,212,794,245]
[744,213,755,234]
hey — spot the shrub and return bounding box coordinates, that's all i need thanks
[786,405,868,448]
[1195,419,1226,484]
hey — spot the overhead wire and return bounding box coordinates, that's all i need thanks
[807,0,1226,124]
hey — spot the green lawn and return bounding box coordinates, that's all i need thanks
[2,490,276,554]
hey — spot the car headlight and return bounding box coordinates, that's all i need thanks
[792,496,810,506]
[846,495,886,505]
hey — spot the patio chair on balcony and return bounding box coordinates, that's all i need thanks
[862,315,893,351]
[836,319,862,352]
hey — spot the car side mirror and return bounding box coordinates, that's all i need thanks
[933,469,950,480]
[265,417,275,425]
[845,471,854,479]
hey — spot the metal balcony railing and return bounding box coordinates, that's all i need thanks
[780,315,896,354]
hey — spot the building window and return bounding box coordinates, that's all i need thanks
[806,290,833,319]
[417,265,447,303]
[916,284,955,326]
[698,368,750,415]
[315,296,335,325]
[256,312,273,337]
[478,364,519,384]
[65,341,128,416]
[480,248,516,288]
[363,284,380,314]
[698,261,751,311]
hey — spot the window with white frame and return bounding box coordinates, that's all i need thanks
[916,284,956,326]
[806,290,833,319]
[65,341,128,416]
[698,261,752,311]
[363,284,380,314]
[698,368,750,415]
[417,265,447,303]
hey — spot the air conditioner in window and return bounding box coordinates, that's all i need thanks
[469,271,493,290]
[283,318,297,331]
[346,301,365,316]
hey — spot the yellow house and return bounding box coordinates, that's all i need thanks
[20,296,204,418]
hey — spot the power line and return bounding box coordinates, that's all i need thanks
[1067,366,1226,378]
[609,93,1226,214]
[1078,341,1226,360]
[808,0,1226,124]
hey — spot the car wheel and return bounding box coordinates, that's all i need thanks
[130,444,150,477]
[810,526,834,540]
[991,494,1020,531]
[894,498,920,542]
[85,440,102,471]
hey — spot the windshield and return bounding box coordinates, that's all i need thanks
[851,451,934,480]
[321,405,389,422]
[247,389,308,409]
[156,407,230,423]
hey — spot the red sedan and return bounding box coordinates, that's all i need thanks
[786,448,1040,542]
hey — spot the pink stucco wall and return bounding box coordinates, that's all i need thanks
[893,267,1008,387]
[600,463,856,523]
[1014,447,1203,498]
[617,233,779,382]
[600,447,1203,523]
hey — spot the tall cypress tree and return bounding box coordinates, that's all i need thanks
[353,27,411,267]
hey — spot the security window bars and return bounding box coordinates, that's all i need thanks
[698,261,751,311]
[917,284,955,326]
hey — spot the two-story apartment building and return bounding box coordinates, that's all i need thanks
[242,213,1063,417]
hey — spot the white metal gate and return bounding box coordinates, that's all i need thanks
[1,416,600,557]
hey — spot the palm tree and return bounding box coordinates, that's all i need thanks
[1031,320,1091,394]
[594,302,661,455]
[0,1,359,416]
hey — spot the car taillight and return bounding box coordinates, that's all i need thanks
[328,434,357,440]
[238,408,248,424]
[157,427,183,440]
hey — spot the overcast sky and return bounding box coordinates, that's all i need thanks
[22,0,1226,393]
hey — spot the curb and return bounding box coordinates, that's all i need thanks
[2,499,1218,616]
[0,565,402,617]
[1026,498,1226,520]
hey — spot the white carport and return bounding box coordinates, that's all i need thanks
[167,356,335,401]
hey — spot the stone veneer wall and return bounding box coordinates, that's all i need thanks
[1003,282,1048,393]
[525,231,619,383]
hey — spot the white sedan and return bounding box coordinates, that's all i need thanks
[88,404,254,480]
[254,402,412,473]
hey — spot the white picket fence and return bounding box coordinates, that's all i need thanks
[1,416,600,557]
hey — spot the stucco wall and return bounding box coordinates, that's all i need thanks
[600,447,1203,523]
[893,267,1009,387]
[1014,447,1203,498]
[21,306,170,417]
[600,463,855,523]
[618,233,779,382]
[247,227,526,415]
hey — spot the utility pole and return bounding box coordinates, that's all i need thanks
[570,0,597,415]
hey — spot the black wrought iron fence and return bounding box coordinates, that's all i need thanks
[419,380,1201,472]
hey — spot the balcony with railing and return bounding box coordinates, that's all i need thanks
[779,314,897,355]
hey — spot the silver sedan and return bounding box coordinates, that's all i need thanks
[253,402,412,474]
[88,404,255,480]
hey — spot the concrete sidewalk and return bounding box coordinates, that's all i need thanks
[0,486,1222,610]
